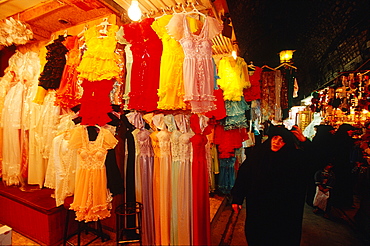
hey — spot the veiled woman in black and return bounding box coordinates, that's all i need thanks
[306,124,336,206]
[231,125,309,246]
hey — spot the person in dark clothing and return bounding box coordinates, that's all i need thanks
[313,163,336,218]
[231,125,310,246]
[332,123,357,209]
[306,124,336,206]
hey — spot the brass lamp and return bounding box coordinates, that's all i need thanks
[279,50,295,63]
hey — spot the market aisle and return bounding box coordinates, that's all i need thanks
[211,199,369,246]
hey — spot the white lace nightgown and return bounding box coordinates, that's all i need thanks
[2,81,24,186]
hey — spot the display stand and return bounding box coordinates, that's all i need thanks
[115,202,142,245]
[63,197,111,246]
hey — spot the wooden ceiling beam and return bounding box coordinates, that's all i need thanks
[12,0,65,22]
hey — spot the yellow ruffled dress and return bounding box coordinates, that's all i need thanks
[151,15,198,110]
[77,24,120,82]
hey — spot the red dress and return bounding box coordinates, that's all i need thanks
[79,79,114,126]
[214,124,248,159]
[55,35,82,108]
[123,18,163,112]
[190,114,212,245]
[243,66,262,101]
[205,88,227,120]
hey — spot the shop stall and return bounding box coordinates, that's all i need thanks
[0,0,258,245]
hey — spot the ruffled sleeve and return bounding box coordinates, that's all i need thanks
[152,113,165,130]
[126,111,144,129]
[166,13,185,41]
[207,16,223,40]
[151,15,172,39]
[102,128,118,150]
[143,112,156,131]
[83,26,95,42]
[68,126,83,149]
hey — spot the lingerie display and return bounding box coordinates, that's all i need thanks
[217,56,251,101]
[55,35,83,108]
[167,14,223,114]
[123,18,162,112]
[68,125,118,222]
[151,15,197,110]
[38,35,68,90]
[77,23,120,126]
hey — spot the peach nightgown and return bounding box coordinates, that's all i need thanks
[68,125,118,222]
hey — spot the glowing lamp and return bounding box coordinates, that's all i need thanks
[128,0,142,21]
[279,50,295,63]
[231,50,237,60]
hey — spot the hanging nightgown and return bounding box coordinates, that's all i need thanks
[145,113,161,245]
[163,114,180,245]
[123,18,162,112]
[126,111,144,204]
[68,125,118,222]
[22,51,42,169]
[116,26,132,110]
[151,15,197,110]
[167,14,223,114]
[47,130,78,206]
[243,66,262,102]
[154,114,172,246]
[1,51,40,180]
[55,35,83,108]
[261,71,277,122]
[137,127,155,246]
[190,114,212,245]
[2,82,24,186]
[38,35,68,90]
[223,97,249,130]
[217,56,250,101]
[34,35,69,105]
[28,90,60,188]
[77,24,120,126]
[175,114,194,246]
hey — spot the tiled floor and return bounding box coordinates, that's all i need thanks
[5,195,225,245]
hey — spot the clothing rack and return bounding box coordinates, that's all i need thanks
[275,62,297,70]
[142,1,208,19]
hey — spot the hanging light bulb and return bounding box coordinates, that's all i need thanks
[231,50,237,60]
[128,0,142,21]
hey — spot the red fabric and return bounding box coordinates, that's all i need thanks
[205,88,227,120]
[124,18,163,112]
[0,182,69,245]
[214,124,248,158]
[190,114,211,245]
[243,66,262,101]
[79,79,114,126]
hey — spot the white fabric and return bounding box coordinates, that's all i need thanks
[2,82,24,186]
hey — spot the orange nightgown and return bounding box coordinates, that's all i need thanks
[68,125,118,222]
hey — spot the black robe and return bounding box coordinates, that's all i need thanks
[231,139,309,246]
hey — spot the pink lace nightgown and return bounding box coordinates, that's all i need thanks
[167,14,223,114]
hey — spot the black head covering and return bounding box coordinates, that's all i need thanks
[336,123,357,138]
[314,125,334,139]
[266,125,296,149]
